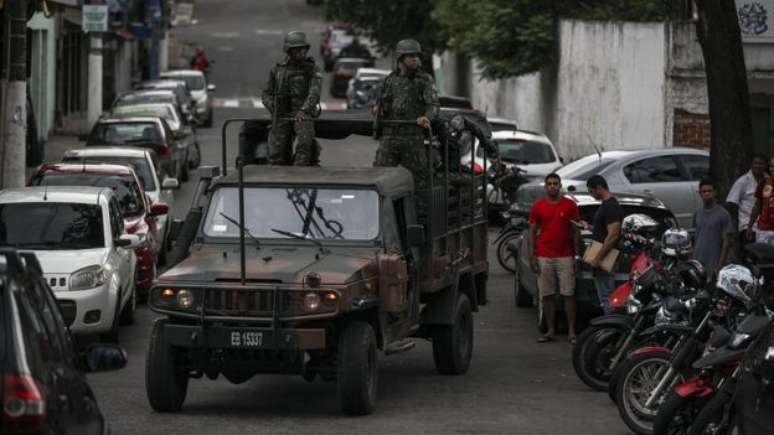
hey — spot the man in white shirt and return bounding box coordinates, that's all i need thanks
[727,154,767,242]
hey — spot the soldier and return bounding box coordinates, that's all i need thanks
[373,39,439,189]
[262,31,322,166]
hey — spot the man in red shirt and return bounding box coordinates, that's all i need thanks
[747,168,774,244]
[528,173,582,343]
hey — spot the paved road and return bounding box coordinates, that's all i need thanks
[85,1,630,433]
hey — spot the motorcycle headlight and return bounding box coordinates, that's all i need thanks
[626,295,642,315]
[70,265,107,291]
[729,333,751,349]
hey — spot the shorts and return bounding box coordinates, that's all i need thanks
[537,257,575,297]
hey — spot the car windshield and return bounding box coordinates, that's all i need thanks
[203,187,380,241]
[163,75,205,91]
[0,203,105,250]
[30,174,144,217]
[112,105,178,126]
[557,155,617,180]
[490,140,556,164]
[355,78,382,90]
[61,156,156,191]
[88,122,162,146]
[116,93,174,106]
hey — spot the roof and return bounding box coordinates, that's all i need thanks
[120,89,175,97]
[160,70,204,77]
[63,147,150,159]
[356,68,389,77]
[492,129,551,143]
[596,147,708,159]
[0,186,112,204]
[568,191,670,211]
[213,165,414,195]
[36,163,135,176]
[97,116,163,125]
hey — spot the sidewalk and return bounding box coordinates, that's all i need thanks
[25,134,81,178]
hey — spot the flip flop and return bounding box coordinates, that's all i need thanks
[536,335,556,343]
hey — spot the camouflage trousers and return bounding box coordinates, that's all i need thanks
[269,118,318,166]
[374,134,430,189]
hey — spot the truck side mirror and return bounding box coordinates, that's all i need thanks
[406,224,425,248]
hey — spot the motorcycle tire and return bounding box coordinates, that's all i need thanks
[652,391,705,435]
[689,388,735,435]
[496,231,520,273]
[572,325,626,391]
[615,350,672,435]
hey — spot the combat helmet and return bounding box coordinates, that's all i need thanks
[284,31,310,52]
[395,39,422,59]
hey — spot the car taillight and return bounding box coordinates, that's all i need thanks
[473,162,484,174]
[158,143,172,157]
[3,373,45,431]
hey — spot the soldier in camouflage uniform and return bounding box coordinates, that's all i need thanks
[373,39,439,189]
[262,31,322,166]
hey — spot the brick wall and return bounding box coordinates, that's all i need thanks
[672,108,710,149]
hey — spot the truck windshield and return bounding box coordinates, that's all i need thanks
[203,187,380,241]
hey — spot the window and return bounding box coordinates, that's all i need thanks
[0,203,105,249]
[30,173,145,217]
[680,155,709,181]
[109,198,123,239]
[26,280,66,362]
[624,156,685,183]
[61,155,156,191]
[88,122,162,146]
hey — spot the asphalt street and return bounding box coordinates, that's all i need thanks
[85,1,630,433]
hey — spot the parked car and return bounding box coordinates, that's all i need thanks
[514,148,710,228]
[61,147,178,264]
[0,186,141,342]
[0,249,128,435]
[85,116,187,182]
[160,69,216,127]
[110,103,199,178]
[27,163,169,299]
[330,58,371,98]
[133,80,195,119]
[113,89,188,121]
[510,192,678,330]
[346,75,384,109]
[320,22,352,56]
[323,29,354,72]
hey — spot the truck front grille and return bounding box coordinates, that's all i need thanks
[202,289,334,317]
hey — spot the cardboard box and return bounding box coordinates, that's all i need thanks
[582,241,619,273]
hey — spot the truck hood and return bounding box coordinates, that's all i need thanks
[31,248,110,274]
[158,245,379,285]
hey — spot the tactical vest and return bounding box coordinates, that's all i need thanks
[276,59,315,114]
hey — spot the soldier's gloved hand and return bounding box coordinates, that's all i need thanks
[416,116,431,129]
[295,111,306,123]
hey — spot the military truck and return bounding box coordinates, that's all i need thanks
[145,111,490,415]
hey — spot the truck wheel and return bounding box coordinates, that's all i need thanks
[432,293,473,375]
[514,267,533,308]
[146,319,188,412]
[337,321,378,415]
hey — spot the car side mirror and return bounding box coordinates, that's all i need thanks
[115,234,142,249]
[406,224,425,248]
[149,203,169,217]
[162,177,180,190]
[82,344,127,372]
[207,84,216,92]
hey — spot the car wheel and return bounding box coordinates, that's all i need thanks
[205,109,214,128]
[100,295,121,344]
[496,232,519,273]
[157,231,168,266]
[514,265,534,308]
[188,142,201,169]
[432,294,474,375]
[180,158,189,182]
[119,286,136,326]
[146,319,188,412]
[337,321,378,415]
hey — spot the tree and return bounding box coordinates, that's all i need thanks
[324,0,448,64]
[694,0,754,196]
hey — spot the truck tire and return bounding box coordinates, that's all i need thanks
[146,319,188,412]
[432,293,473,375]
[337,321,378,415]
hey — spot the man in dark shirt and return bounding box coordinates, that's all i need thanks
[580,175,624,313]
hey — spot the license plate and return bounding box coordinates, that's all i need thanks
[229,330,263,348]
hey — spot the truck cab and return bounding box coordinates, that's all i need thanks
[146,112,490,415]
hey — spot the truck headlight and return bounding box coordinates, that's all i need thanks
[176,289,194,309]
[70,265,107,291]
[303,292,321,312]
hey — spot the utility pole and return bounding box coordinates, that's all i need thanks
[0,0,28,189]
[87,34,103,127]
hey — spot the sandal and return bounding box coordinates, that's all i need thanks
[536,335,556,343]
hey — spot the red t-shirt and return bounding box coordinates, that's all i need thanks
[528,196,580,258]
[755,177,774,230]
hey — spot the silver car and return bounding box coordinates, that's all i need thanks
[514,147,709,229]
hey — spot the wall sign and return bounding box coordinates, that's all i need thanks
[83,5,109,33]
[738,1,774,41]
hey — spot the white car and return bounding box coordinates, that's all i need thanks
[61,147,178,262]
[160,70,216,127]
[0,186,141,342]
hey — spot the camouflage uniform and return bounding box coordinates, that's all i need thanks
[374,40,439,189]
[262,31,322,166]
